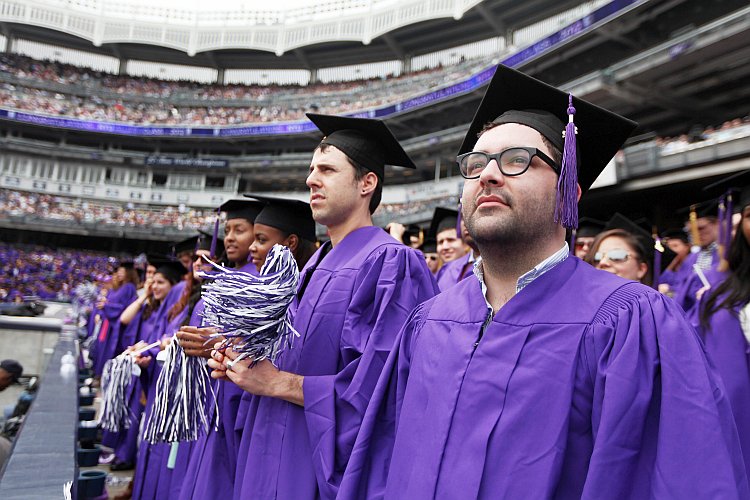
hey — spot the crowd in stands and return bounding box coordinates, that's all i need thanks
[0,243,114,302]
[0,189,213,230]
[0,53,490,125]
[0,188,457,232]
[655,116,750,153]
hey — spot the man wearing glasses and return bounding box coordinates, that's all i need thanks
[336,65,748,498]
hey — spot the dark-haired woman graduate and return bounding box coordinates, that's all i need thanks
[132,235,221,498]
[91,262,140,377]
[129,259,188,499]
[103,257,177,473]
[697,184,750,485]
[176,199,264,500]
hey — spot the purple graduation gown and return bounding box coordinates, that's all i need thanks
[340,256,749,499]
[435,252,473,291]
[672,246,720,312]
[233,226,438,500]
[697,292,750,483]
[131,281,188,500]
[179,261,258,500]
[92,283,138,376]
[101,295,165,464]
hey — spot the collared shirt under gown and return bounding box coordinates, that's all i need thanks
[339,256,749,499]
[232,226,438,500]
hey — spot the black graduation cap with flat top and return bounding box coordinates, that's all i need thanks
[576,217,606,238]
[458,64,637,200]
[306,113,416,179]
[147,256,189,283]
[220,198,264,222]
[429,207,459,239]
[172,233,201,256]
[243,194,317,242]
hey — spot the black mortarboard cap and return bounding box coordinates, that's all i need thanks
[661,228,689,243]
[419,237,437,254]
[576,217,606,238]
[219,199,264,223]
[243,194,317,242]
[306,113,416,179]
[0,359,23,383]
[458,65,637,228]
[148,257,188,284]
[429,207,459,239]
[172,234,201,256]
[117,260,135,269]
[195,229,224,255]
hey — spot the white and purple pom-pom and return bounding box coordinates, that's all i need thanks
[200,244,299,365]
[98,355,135,432]
[143,339,217,444]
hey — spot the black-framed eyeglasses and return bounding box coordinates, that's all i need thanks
[456,147,559,180]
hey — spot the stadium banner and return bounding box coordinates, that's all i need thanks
[0,0,640,138]
[144,156,230,168]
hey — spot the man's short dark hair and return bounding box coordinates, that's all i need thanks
[317,143,382,214]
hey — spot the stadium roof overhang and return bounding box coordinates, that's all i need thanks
[0,0,586,69]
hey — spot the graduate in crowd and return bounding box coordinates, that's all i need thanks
[436,212,479,290]
[432,207,470,289]
[176,199,263,500]
[130,259,189,500]
[245,195,318,272]
[105,257,185,486]
[337,65,748,499]
[657,228,692,296]
[571,216,604,259]
[584,213,675,287]
[697,182,750,482]
[586,227,650,283]
[673,202,723,311]
[208,113,438,500]
[386,222,423,249]
[91,261,140,377]
[697,183,750,475]
[418,237,441,275]
[134,233,220,499]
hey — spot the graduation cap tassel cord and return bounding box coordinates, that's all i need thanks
[652,235,663,290]
[210,207,221,259]
[199,244,299,366]
[717,196,729,273]
[555,94,579,229]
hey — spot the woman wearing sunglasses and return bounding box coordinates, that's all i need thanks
[585,229,650,284]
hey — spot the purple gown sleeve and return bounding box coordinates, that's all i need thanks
[581,287,749,498]
[102,283,138,320]
[302,246,438,499]
[337,302,430,500]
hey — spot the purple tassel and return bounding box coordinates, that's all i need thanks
[555,94,579,229]
[725,192,734,250]
[652,236,663,290]
[455,203,463,239]
[210,207,220,258]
